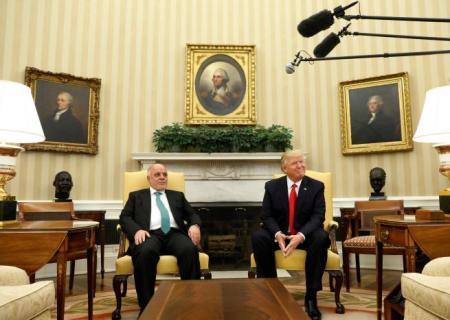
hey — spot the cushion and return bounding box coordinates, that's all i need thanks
[250,249,340,271]
[343,235,402,248]
[0,281,54,320]
[402,273,450,320]
[115,253,210,276]
[422,257,450,277]
[404,300,442,320]
[0,266,29,286]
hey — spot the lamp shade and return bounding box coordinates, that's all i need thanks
[0,80,45,143]
[413,85,450,144]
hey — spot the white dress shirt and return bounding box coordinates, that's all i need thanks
[149,187,179,231]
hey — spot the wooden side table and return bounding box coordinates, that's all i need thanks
[75,210,106,279]
[374,214,450,320]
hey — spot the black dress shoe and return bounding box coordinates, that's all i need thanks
[304,297,322,320]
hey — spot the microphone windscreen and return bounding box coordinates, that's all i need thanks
[313,32,340,57]
[297,10,334,38]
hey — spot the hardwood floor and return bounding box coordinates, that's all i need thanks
[44,267,403,297]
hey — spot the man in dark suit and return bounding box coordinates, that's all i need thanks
[252,150,330,320]
[119,164,201,311]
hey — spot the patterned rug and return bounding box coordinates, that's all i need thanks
[52,281,385,319]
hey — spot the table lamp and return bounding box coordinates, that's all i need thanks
[0,80,45,225]
[413,85,450,213]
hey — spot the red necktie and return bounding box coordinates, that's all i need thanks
[289,184,297,235]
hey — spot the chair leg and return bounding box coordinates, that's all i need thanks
[329,272,335,292]
[355,253,361,283]
[69,260,75,290]
[29,273,36,283]
[248,267,256,279]
[201,269,212,280]
[343,250,351,292]
[112,274,129,320]
[328,270,345,314]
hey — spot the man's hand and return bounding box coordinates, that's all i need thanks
[275,232,287,252]
[134,230,150,245]
[284,233,305,257]
[188,224,201,247]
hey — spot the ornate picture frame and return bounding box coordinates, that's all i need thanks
[24,67,101,154]
[338,72,413,155]
[185,44,256,125]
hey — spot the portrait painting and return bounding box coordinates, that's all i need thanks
[338,72,413,155]
[185,44,256,124]
[24,67,101,154]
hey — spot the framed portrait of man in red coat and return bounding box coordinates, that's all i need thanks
[24,67,101,154]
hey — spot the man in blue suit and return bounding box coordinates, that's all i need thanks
[252,150,330,320]
[120,164,201,311]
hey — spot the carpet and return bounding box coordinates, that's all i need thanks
[52,281,385,320]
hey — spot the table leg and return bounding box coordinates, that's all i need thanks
[56,252,67,320]
[376,239,383,320]
[87,246,94,320]
[405,246,416,272]
[100,223,105,279]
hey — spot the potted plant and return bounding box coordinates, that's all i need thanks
[265,125,293,151]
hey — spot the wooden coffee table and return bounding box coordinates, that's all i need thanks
[141,278,308,319]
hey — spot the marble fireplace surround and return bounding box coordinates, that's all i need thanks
[132,152,283,203]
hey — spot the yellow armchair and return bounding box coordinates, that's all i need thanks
[248,170,345,314]
[112,170,211,320]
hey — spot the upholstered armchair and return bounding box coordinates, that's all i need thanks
[248,170,345,314]
[112,170,211,320]
[0,265,55,320]
[402,257,450,320]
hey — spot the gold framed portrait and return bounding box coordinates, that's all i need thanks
[338,72,413,155]
[24,67,101,154]
[185,44,256,125]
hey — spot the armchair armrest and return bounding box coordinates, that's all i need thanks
[422,257,450,277]
[116,224,130,258]
[325,220,339,254]
[0,266,30,286]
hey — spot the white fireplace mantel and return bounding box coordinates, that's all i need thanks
[131,152,282,202]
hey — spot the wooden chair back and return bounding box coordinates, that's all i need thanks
[354,200,404,235]
[18,201,76,221]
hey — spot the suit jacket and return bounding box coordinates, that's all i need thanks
[119,188,201,253]
[261,175,325,238]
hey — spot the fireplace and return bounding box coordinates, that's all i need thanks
[132,152,281,268]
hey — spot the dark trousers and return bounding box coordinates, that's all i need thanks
[131,228,200,309]
[252,228,330,292]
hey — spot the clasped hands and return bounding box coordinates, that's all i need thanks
[134,224,201,247]
[275,232,305,257]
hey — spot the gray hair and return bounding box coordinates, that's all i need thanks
[213,68,229,82]
[58,91,74,106]
[367,95,383,107]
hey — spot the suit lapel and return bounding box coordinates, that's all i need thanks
[279,176,289,214]
[296,176,310,211]
[140,189,152,228]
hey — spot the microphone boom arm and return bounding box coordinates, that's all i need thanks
[342,14,450,23]
[341,30,450,42]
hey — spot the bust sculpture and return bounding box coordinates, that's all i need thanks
[369,167,386,200]
[53,171,73,202]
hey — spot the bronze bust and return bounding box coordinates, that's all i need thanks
[53,171,73,202]
[369,167,386,200]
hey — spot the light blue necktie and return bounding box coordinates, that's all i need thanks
[155,192,171,234]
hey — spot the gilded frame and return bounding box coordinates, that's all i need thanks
[338,72,413,155]
[24,67,101,154]
[185,44,256,124]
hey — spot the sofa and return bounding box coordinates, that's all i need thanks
[0,265,55,320]
[401,257,450,320]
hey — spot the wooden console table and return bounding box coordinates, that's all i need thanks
[75,210,106,278]
[374,215,450,320]
[0,220,98,320]
[141,278,308,319]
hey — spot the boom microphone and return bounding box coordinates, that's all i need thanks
[313,33,341,57]
[297,1,358,37]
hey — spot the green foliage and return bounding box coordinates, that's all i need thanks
[152,123,293,153]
